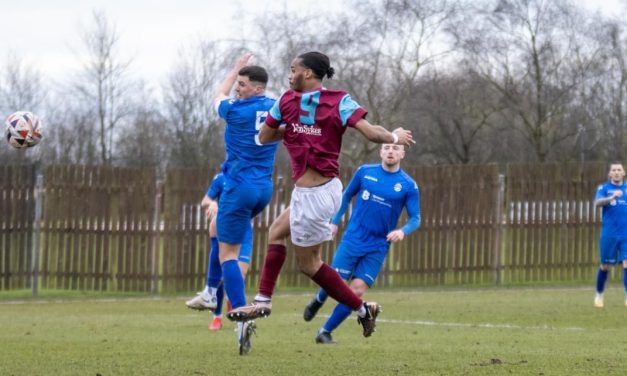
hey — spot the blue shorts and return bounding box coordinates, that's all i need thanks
[330,242,388,287]
[217,182,272,245]
[599,235,627,264]
[238,222,253,264]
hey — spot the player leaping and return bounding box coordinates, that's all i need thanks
[206,53,279,355]
[227,51,414,339]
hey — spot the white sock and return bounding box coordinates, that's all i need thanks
[202,287,216,300]
[254,294,271,302]
[357,304,366,318]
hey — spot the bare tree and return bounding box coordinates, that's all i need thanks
[0,54,45,115]
[409,69,504,163]
[453,0,601,162]
[115,83,168,169]
[329,0,458,166]
[40,101,99,165]
[162,41,234,169]
[579,19,627,161]
[71,10,138,165]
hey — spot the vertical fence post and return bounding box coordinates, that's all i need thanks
[31,173,44,297]
[493,174,505,285]
[151,180,163,294]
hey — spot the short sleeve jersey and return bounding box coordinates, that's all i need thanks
[595,181,627,237]
[265,88,367,181]
[332,164,420,252]
[217,95,278,188]
[206,173,226,201]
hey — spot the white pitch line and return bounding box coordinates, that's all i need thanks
[375,318,584,331]
[0,296,166,305]
[301,314,585,332]
[0,297,586,332]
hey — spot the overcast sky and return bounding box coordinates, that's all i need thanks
[0,0,343,88]
[0,0,625,89]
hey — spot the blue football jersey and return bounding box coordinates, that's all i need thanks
[331,164,421,252]
[217,95,278,187]
[206,173,225,201]
[595,181,627,237]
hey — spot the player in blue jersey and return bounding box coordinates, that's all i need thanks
[205,53,279,354]
[593,163,627,308]
[301,142,420,343]
[185,173,253,331]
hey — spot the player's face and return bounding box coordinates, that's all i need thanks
[288,58,308,91]
[380,144,405,167]
[235,75,259,99]
[608,164,625,183]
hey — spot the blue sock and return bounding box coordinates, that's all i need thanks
[623,268,627,293]
[214,284,225,315]
[596,268,609,294]
[222,259,246,308]
[322,303,352,333]
[206,238,221,288]
[316,288,328,303]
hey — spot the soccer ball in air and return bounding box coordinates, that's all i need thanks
[5,111,43,149]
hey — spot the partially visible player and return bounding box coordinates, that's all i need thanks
[185,173,253,331]
[227,51,414,340]
[211,53,279,355]
[593,163,627,308]
[303,142,420,343]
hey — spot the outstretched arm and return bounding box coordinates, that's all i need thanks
[212,52,253,105]
[354,118,415,146]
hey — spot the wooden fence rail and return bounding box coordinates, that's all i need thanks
[0,162,614,293]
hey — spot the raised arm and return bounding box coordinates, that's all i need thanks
[212,52,253,105]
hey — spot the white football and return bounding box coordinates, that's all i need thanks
[5,111,43,149]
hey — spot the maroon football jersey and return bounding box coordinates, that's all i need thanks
[265,88,367,181]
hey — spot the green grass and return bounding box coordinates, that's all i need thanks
[1,286,626,375]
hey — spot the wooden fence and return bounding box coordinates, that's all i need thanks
[0,162,614,293]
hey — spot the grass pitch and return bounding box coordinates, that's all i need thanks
[1,286,626,375]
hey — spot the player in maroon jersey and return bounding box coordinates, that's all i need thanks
[227,51,414,339]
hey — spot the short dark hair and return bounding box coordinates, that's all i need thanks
[298,51,335,80]
[238,65,268,86]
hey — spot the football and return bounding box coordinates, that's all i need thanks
[5,111,43,149]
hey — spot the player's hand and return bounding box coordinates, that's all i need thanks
[612,190,623,199]
[386,229,405,243]
[393,128,415,146]
[205,202,218,220]
[330,224,339,239]
[234,52,253,71]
